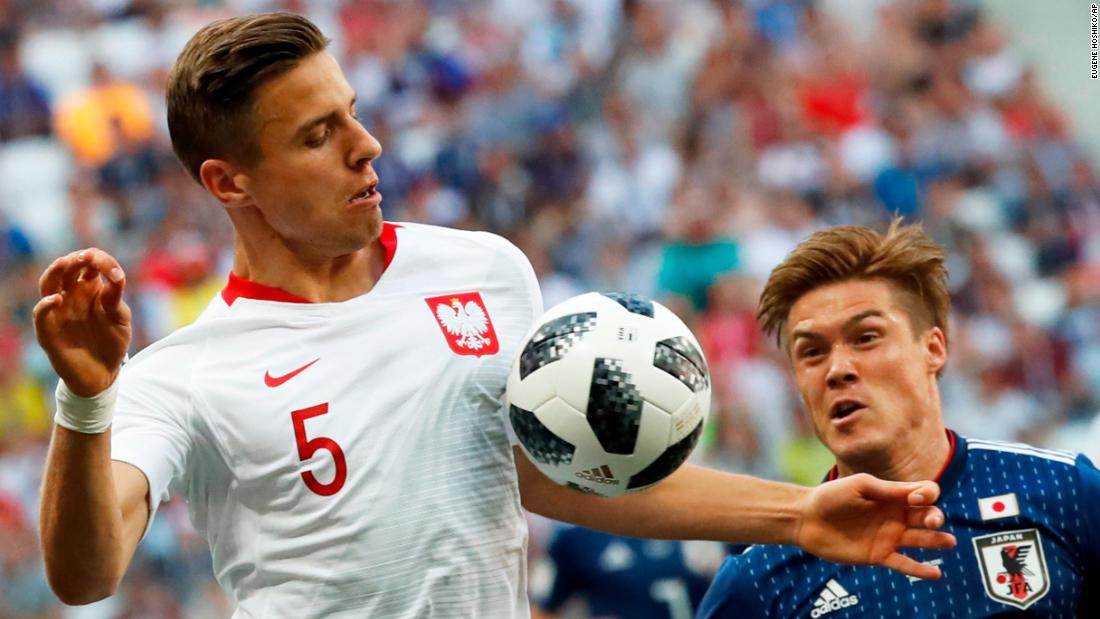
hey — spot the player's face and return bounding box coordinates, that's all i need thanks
[786,279,946,469]
[236,51,383,257]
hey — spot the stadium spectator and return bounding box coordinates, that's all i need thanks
[54,63,155,167]
[0,28,51,143]
[0,492,55,619]
[0,319,49,450]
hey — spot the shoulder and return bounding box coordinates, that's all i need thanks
[116,311,237,401]
[394,222,527,262]
[961,437,1084,506]
[697,549,767,618]
[960,436,1099,533]
[698,545,799,615]
[122,321,213,376]
[725,544,805,581]
[1074,454,1100,550]
[109,322,222,435]
[964,437,1079,469]
[393,223,539,296]
[1077,452,1100,489]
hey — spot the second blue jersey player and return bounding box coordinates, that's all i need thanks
[700,221,1099,618]
[699,431,1100,617]
[532,525,721,618]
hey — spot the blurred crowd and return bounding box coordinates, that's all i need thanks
[0,0,1097,617]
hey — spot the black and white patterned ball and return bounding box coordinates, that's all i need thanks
[507,292,711,497]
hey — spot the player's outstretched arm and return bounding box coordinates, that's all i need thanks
[516,449,955,580]
[34,248,149,604]
[795,473,952,580]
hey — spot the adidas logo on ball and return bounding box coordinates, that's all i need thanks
[508,292,712,497]
[575,465,621,485]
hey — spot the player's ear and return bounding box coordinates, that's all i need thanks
[924,326,946,375]
[199,159,254,209]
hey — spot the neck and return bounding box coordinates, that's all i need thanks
[835,423,952,482]
[230,228,383,303]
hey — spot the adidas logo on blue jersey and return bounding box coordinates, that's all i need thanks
[810,579,859,617]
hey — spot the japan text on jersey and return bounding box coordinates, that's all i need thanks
[697,431,1100,618]
[972,528,1049,609]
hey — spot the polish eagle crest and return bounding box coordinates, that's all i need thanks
[435,297,492,350]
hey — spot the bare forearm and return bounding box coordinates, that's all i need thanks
[520,458,807,545]
[39,427,127,604]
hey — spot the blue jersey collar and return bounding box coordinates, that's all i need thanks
[824,430,966,496]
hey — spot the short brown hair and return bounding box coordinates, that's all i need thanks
[757,219,949,346]
[166,12,329,182]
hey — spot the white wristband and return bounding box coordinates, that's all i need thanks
[54,379,118,434]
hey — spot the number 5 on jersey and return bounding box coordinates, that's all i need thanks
[291,403,347,496]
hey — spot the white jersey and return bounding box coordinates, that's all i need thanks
[111,223,543,618]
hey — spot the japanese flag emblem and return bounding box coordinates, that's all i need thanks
[972,528,1050,609]
[426,292,500,357]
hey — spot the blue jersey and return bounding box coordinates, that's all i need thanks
[698,432,1100,618]
[533,526,717,619]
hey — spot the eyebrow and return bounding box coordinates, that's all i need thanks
[293,96,358,140]
[790,309,884,343]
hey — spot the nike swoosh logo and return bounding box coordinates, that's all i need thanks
[264,358,320,388]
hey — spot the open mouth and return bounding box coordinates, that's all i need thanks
[831,400,866,421]
[348,180,379,203]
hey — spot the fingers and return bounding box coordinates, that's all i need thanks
[898,528,956,551]
[77,248,125,285]
[882,552,943,581]
[37,248,127,320]
[40,248,125,292]
[906,480,941,506]
[94,262,128,323]
[907,505,945,529]
[40,251,92,296]
[101,280,131,325]
[853,474,941,506]
[39,254,74,296]
[32,293,62,341]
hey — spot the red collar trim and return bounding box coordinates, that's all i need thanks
[221,273,311,305]
[379,221,399,270]
[931,430,957,482]
[826,429,956,483]
[221,222,400,306]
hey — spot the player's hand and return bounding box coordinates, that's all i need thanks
[33,248,132,397]
[794,473,956,580]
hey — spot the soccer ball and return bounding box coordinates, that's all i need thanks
[507,292,711,497]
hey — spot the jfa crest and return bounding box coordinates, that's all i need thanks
[972,529,1050,610]
[425,292,500,357]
